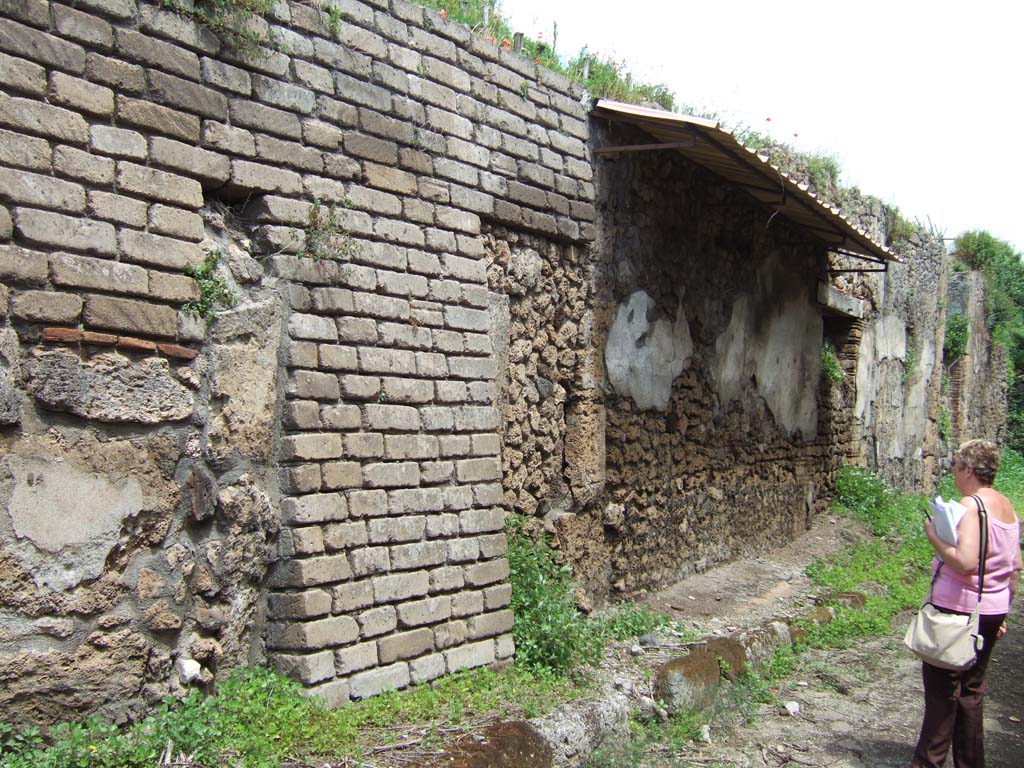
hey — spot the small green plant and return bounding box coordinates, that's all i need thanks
[325,3,343,37]
[183,249,237,319]
[939,403,953,442]
[593,606,672,642]
[160,0,272,53]
[302,198,357,261]
[0,664,583,768]
[821,339,845,384]
[805,152,841,193]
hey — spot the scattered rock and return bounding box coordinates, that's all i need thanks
[654,650,721,714]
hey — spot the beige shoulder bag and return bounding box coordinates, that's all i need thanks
[904,495,989,670]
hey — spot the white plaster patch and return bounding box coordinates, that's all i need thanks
[875,314,908,361]
[3,455,143,590]
[605,290,693,412]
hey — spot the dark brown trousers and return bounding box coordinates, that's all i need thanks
[911,612,1005,768]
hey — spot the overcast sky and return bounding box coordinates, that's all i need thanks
[501,0,1024,253]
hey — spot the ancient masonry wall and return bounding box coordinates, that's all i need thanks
[947,271,1008,447]
[0,0,595,725]
[487,119,843,603]
[828,198,952,491]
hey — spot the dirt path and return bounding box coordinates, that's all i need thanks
[640,515,1024,768]
[369,514,1024,768]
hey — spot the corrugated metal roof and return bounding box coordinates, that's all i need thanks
[592,99,897,264]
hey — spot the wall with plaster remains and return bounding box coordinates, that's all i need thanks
[534,121,838,601]
[0,0,1008,730]
[0,0,595,725]
[946,271,1008,447]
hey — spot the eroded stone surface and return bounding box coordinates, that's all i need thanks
[653,649,721,714]
[207,298,283,464]
[28,350,194,423]
[0,629,151,727]
[0,329,21,425]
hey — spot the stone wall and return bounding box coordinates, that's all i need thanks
[0,0,1008,729]
[486,121,842,603]
[947,271,1008,447]
[0,0,595,725]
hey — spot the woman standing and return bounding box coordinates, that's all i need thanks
[912,439,1022,768]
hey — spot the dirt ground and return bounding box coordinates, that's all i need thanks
[637,514,1024,768]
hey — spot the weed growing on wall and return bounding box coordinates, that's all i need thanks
[506,515,603,673]
[903,333,917,384]
[415,1,675,109]
[944,311,969,361]
[301,199,358,261]
[820,339,845,384]
[183,249,237,319]
[885,206,916,247]
[160,0,273,52]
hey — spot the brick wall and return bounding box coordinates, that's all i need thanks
[0,0,594,723]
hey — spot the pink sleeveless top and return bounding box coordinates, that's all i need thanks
[931,511,1022,615]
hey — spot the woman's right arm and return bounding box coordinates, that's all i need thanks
[925,500,981,575]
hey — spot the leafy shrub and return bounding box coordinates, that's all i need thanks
[944,311,969,361]
[506,515,602,673]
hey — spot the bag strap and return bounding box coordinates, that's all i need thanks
[971,494,990,604]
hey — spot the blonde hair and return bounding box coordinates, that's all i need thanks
[955,439,1001,485]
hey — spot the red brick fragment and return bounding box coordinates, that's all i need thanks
[43,327,83,343]
[118,336,158,352]
[81,331,118,346]
[158,343,197,360]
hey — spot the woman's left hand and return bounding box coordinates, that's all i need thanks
[998,622,1008,638]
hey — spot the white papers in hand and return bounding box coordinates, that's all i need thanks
[929,495,968,546]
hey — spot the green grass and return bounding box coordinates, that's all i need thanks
[799,452,1024,648]
[0,664,583,768]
